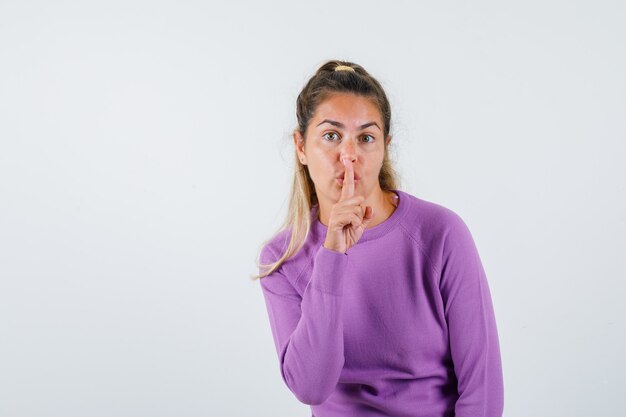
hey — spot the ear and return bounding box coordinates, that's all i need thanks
[293,130,307,164]
[385,134,392,146]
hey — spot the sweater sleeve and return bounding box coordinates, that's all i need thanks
[259,244,349,406]
[438,213,504,417]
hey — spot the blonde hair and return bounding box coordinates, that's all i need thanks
[251,60,400,280]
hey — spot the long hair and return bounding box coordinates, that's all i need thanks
[251,59,400,280]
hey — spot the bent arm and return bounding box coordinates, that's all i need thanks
[259,245,348,405]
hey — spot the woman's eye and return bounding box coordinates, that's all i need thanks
[322,132,374,143]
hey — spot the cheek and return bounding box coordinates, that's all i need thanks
[309,150,335,171]
[366,153,385,171]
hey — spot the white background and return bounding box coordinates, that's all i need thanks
[1,1,624,416]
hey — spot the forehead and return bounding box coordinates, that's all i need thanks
[312,93,382,126]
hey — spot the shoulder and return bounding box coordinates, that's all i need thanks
[396,190,477,259]
[398,191,470,238]
[258,223,319,279]
[258,224,323,296]
[259,227,292,265]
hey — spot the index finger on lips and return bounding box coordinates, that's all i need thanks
[340,157,355,200]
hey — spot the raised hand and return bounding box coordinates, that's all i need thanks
[323,157,374,254]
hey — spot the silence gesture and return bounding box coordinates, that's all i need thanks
[323,158,375,253]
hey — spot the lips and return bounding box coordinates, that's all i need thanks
[336,174,360,186]
[337,173,360,180]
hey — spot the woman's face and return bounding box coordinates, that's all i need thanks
[294,92,390,205]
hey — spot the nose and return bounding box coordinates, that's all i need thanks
[339,138,357,164]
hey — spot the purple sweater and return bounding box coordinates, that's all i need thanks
[258,189,504,417]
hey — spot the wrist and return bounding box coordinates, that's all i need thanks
[323,241,344,254]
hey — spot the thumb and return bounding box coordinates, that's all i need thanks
[362,206,374,228]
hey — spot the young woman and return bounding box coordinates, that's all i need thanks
[254,60,504,417]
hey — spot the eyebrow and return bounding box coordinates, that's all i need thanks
[316,119,381,131]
